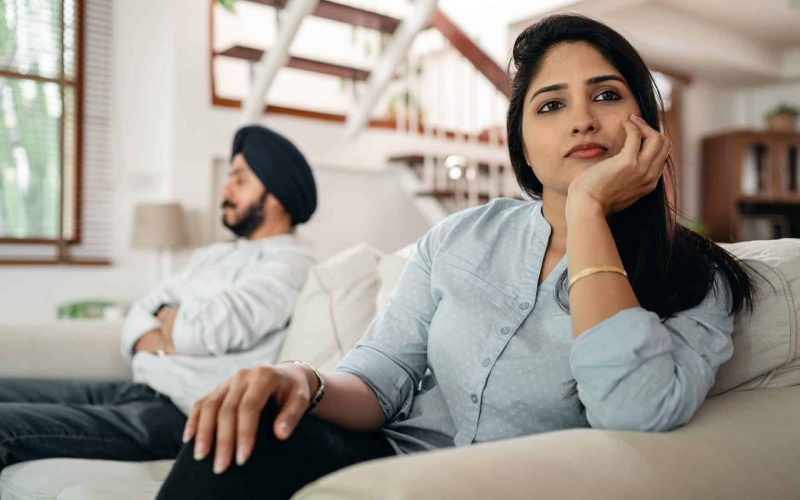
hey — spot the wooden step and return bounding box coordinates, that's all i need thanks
[244,0,401,33]
[388,154,508,174]
[417,189,524,203]
[417,189,492,203]
[217,45,370,81]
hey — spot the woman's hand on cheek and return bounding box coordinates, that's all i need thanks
[566,114,671,218]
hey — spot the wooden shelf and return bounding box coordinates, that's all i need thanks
[216,45,371,81]
[702,130,800,242]
[244,0,401,33]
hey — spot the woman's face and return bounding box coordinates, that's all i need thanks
[521,41,642,196]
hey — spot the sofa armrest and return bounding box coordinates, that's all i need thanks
[294,386,800,500]
[0,321,131,381]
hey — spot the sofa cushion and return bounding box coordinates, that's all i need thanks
[57,480,163,500]
[375,244,415,311]
[0,458,172,500]
[278,244,382,373]
[710,239,800,395]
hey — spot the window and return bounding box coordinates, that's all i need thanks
[0,0,81,243]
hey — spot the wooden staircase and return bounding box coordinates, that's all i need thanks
[211,0,516,211]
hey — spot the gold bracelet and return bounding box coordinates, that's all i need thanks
[568,265,628,291]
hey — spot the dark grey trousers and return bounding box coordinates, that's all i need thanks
[0,379,186,471]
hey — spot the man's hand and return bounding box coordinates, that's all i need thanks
[133,328,177,355]
[156,306,179,353]
[134,329,163,353]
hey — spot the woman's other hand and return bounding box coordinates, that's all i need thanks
[182,363,317,474]
[566,114,671,217]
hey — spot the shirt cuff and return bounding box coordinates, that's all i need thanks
[336,345,415,422]
[120,304,162,363]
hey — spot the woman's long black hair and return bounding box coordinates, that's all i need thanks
[506,14,758,412]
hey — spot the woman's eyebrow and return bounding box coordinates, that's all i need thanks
[529,74,626,103]
[586,74,625,86]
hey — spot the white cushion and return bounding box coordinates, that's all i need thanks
[711,239,800,395]
[375,244,415,311]
[0,320,130,381]
[0,459,172,500]
[278,244,383,373]
[58,480,163,500]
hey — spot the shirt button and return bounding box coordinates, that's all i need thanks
[518,301,531,310]
[470,393,478,403]
[500,326,511,335]
[481,357,491,367]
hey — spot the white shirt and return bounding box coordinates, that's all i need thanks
[121,234,316,414]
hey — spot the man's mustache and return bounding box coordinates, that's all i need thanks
[221,200,235,209]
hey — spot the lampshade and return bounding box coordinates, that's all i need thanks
[132,202,189,249]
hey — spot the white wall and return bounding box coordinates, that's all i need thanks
[0,0,505,324]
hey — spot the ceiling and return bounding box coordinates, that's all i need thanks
[507,0,800,85]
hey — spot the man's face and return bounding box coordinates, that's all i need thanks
[220,153,268,237]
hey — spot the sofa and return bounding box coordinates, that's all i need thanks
[0,238,798,500]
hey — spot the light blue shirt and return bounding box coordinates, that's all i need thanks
[337,198,734,454]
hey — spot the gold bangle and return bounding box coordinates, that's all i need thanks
[568,265,628,291]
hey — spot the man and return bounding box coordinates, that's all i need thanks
[0,125,317,470]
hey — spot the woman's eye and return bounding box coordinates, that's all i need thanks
[595,90,620,102]
[537,101,564,114]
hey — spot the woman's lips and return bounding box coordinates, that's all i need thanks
[568,147,607,159]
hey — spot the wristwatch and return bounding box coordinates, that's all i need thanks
[152,303,176,317]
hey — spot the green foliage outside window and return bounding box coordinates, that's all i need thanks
[0,0,77,240]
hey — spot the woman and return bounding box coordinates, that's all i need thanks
[157,14,756,499]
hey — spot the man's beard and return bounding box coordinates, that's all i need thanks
[221,193,267,238]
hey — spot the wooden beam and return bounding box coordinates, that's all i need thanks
[211,95,503,144]
[430,8,511,99]
[217,45,370,80]
[245,0,401,33]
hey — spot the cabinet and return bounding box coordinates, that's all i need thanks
[701,130,800,242]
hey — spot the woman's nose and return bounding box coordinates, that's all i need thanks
[571,106,598,135]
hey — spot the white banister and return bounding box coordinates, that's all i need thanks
[240,0,319,124]
[345,0,438,138]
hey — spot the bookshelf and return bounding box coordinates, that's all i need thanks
[701,130,800,242]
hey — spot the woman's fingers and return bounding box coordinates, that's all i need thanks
[212,372,250,474]
[629,115,663,165]
[234,367,278,466]
[273,387,310,441]
[183,399,202,443]
[193,384,229,461]
[619,119,642,164]
[629,115,671,184]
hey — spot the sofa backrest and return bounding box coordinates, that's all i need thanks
[711,239,800,395]
[277,244,382,372]
[281,238,800,396]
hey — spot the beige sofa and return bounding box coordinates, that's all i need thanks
[0,239,798,500]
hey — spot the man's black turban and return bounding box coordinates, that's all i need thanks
[231,125,317,225]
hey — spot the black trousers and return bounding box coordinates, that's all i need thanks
[0,378,186,470]
[156,404,396,500]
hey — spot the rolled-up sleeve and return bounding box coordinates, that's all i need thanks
[336,221,448,423]
[569,270,734,432]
